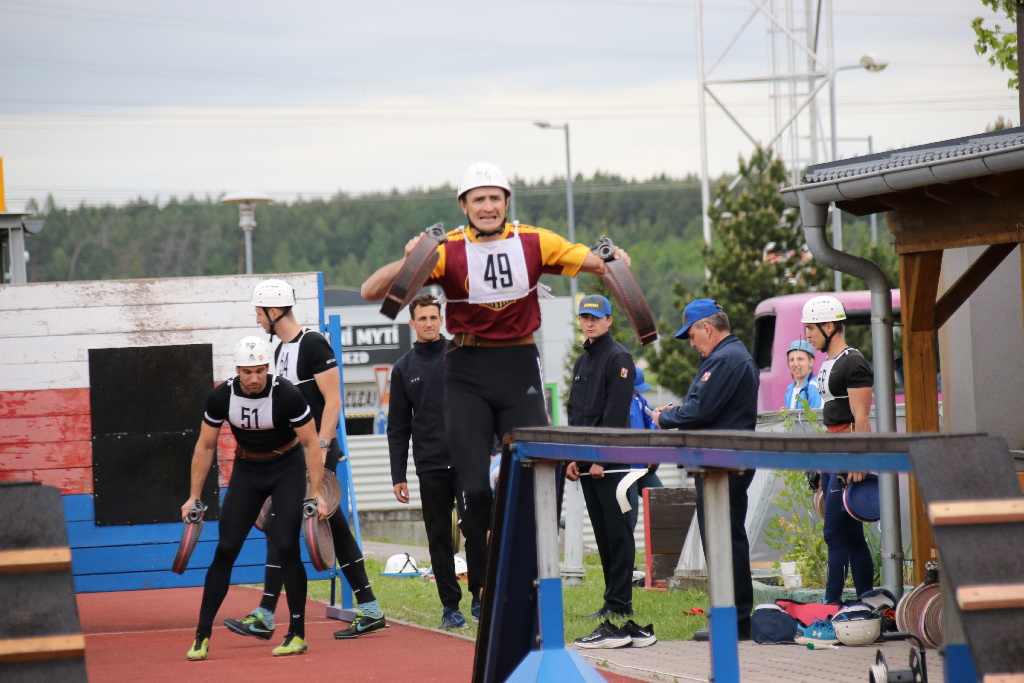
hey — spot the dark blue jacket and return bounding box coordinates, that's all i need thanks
[387,337,453,484]
[658,334,758,432]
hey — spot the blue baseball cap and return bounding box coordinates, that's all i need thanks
[674,299,721,339]
[578,294,612,318]
[787,340,815,356]
[634,366,651,392]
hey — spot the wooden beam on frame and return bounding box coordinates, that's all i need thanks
[935,243,1018,328]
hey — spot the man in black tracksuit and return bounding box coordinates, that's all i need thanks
[565,294,637,619]
[388,294,468,630]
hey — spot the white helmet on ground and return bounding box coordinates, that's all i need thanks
[252,279,295,308]
[453,555,468,576]
[833,616,881,646]
[382,552,420,577]
[457,162,511,200]
[234,336,272,367]
[801,295,846,324]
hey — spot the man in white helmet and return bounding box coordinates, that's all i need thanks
[801,295,875,607]
[224,279,388,643]
[183,336,326,661]
[361,161,630,621]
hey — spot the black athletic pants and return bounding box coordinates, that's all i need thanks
[694,468,756,636]
[580,470,634,613]
[443,344,549,597]
[260,439,376,610]
[198,446,307,638]
[417,467,465,611]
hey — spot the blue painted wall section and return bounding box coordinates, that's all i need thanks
[63,491,335,593]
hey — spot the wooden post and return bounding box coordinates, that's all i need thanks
[899,250,943,584]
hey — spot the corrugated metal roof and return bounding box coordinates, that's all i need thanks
[781,125,1024,210]
[802,129,1024,184]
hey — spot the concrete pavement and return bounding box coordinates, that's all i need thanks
[574,638,942,683]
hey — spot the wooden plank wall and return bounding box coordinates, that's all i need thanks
[1,389,93,494]
[0,272,334,591]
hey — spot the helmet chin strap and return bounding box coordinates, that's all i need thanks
[263,306,284,341]
[468,219,504,237]
[816,322,838,354]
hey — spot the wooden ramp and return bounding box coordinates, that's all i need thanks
[909,435,1024,682]
[0,482,87,683]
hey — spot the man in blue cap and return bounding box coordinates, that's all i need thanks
[564,294,646,648]
[652,299,758,641]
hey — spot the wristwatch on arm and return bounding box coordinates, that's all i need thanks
[318,439,329,448]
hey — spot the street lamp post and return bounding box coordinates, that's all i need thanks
[534,121,577,298]
[534,120,586,586]
[829,54,888,291]
[221,191,272,275]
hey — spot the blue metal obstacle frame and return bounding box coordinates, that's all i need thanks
[481,426,983,683]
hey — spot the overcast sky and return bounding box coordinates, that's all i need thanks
[0,0,1014,211]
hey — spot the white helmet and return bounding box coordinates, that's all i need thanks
[833,616,881,646]
[457,162,511,199]
[234,336,272,367]
[252,279,295,307]
[801,295,846,324]
[453,555,468,576]
[382,552,419,577]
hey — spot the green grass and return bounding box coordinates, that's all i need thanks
[307,554,710,643]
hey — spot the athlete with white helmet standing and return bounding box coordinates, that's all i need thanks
[223,279,388,643]
[361,162,631,622]
[184,336,326,660]
[802,295,876,605]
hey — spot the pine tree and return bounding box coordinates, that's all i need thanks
[648,146,827,398]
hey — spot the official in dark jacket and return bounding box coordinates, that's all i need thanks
[654,299,759,640]
[565,294,637,622]
[387,294,468,630]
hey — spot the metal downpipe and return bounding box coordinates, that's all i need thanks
[797,195,903,598]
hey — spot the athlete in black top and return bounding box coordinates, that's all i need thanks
[803,295,875,604]
[184,336,325,660]
[224,279,386,643]
[564,295,637,621]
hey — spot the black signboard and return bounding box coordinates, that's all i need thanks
[338,323,410,366]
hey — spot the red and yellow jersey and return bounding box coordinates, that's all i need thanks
[430,222,590,339]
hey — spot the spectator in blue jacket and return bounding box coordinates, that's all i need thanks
[626,367,662,532]
[783,339,822,410]
[653,299,759,641]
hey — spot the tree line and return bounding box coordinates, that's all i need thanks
[21,151,896,398]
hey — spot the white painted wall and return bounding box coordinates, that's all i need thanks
[1,272,322,392]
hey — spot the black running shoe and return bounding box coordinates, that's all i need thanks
[574,620,632,649]
[333,612,386,639]
[623,620,657,647]
[224,611,275,641]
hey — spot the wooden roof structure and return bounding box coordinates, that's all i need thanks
[782,126,1024,583]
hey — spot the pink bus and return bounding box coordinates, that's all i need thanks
[751,289,903,414]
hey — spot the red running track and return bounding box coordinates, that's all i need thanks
[77,586,640,683]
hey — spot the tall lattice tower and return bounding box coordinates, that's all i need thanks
[694,0,834,247]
